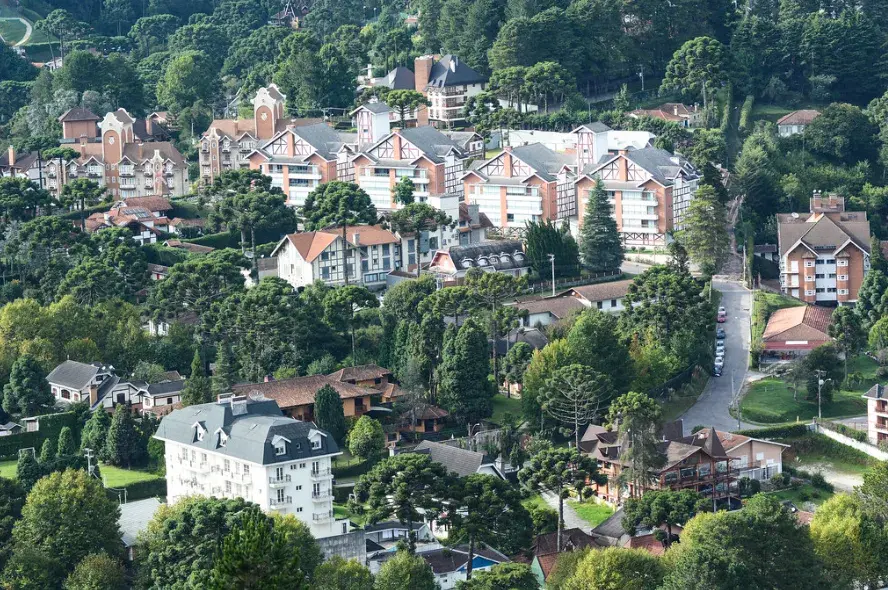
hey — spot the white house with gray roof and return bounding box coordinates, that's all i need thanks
[154,395,348,539]
[47,360,117,407]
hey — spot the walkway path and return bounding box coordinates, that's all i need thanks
[0,17,32,46]
[541,491,590,532]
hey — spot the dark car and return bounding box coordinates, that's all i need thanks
[716,327,726,340]
[713,364,722,377]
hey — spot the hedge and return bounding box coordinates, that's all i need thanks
[0,411,80,460]
[738,95,755,133]
[332,458,373,480]
[184,228,285,250]
[819,420,869,443]
[143,243,190,267]
[735,423,811,439]
[105,477,167,502]
[719,83,733,133]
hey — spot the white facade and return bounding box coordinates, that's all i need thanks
[428,83,485,124]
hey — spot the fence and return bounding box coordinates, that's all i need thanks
[814,422,888,461]
[527,271,623,296]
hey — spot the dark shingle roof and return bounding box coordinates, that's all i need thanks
[58,107,100,123]
[509,144,573,182]
[864,384,888,400]
[357,102,392,114]
[624,147,698,186]
[413,440,490,478]
[145,380,186,397]
[384,66,415,90]
[46,360,107,390]
[292,123,348,160]
[426,55,486,88]
[154,398,340,465]
[443,240,528,272]
[397,126,464,163]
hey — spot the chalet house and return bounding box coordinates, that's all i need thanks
[402,405,449,434]
[103,378,185,414]
[428,240,529,282]
[864,384,888,445]
[414,54,488,127]
[0,422,22,436]
[581,425,737,506]
[776,193,870,304]
[364,521,435,551]
[629,103,702,128]
[515,296,586,328]
[47,360,117,407]
[328,364,392,388]
[573,141,699,247]
[463,144,573,229]
[0,146,43,185]
[85,206,168,245]
[777,109,821,137]
[761,305,833,360]
[231,375,380,422]
[411,440,508,479]
[272,224,410,289]
[699,429,788,481]
[147,263,169,281]
[517,279,636,326]
[530,529,602,587]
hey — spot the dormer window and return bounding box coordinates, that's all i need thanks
[312,440,321,450]
[216,428,228,448]
[192,421,207,443]
[275,442,286,455]
[197,430,204,441]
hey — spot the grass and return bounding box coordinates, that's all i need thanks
[0,460,15,479]
[740,377,867,423]
[484,148,502,159]
[333,503,367,526]
[490,394,522,426]
[0,18,26,44]
[779,432,877,476]
[521,494,551,513]
[766,483,833,507]
[567,499,614,527]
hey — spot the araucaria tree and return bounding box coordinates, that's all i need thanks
[660,36,728,111]
[314,384,346,442]
[580,179,624,273]
[678,184,729,277]
[465,268,525,385]
[2,354,52,417]
[608,392,665,497]
[622,489,708,548]
[438,319,493,426]
[541,364,615,449]
[519,447,602,552]
[302,181,378,285]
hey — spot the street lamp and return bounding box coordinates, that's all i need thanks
[548,254,555,297]
[817,377,832,422]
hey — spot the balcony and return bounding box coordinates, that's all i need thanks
[87,171,101,178]
[47,171,57,178]
[269,496,292,508]
[311,490,332,501]
[312,510,334,522]
[876,401,888,415]
[164,170,175,177]
[119,167,134,177]
[222,145,231,153]
[310,467,332,480]
[269,474,291,486]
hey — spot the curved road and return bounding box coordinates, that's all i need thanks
[679,278,757,432]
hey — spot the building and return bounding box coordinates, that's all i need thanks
[777,109,821,137]
[119,497,162,561]
[154,395,349,539]
[231,375,380,422]
[592,508,683,555]
[573,140,700,246]
[525,279,636,322]
[515,296,586,328]
[776,193,871,304]
[414,55,487,127]
[505,127,654,156]
[581,425,737,505]
[699,429,788,481]
[368,543,509,590]
[629,103,702,128]
[428,240,529,282]
[530,529,602,587]
[463,144,574,229]
[272,224,410,289]
[84,200,175,244]
[411,440,508,479]
[328,364,393,388]
[761,305,833,360]
[864,384,888,445]
[46,360,117,407]
[0,146,43,186]
[103,378,186,414]
[364,521,435,550]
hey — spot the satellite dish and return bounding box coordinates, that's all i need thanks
[791,212,799,219]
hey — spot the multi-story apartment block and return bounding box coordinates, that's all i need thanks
[463,144,573,229]
[864,383,888,445]
[573,125,699,246]
[776,193,871,304]
[155,396,349,539]
[414,55,487,127]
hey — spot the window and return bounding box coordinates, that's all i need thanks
[296,507,303,512]
[805,289,815,296]
[320,267,330,279]
[428,237,439,250]
[805,260,815,268]
[225,480,232,493]
[826,259,836,264]
[275,442,286,456]
[611,299,617,307]
[805,275,815,282]
[201,453,207,463]
[756,452,764,461]
[312,439,321,450]
[596,301,603,310]
[838,274,848,281]
[299,463,306,469]
[837,259,849,267]
[838,289,849,295]
[224,459,230,472]
[295,485,302,490]
[243,465,250,475]
[698,463,711,477]
[276,466,284,480]
[506,213,515,222]
[276,489,285,502]
[815,259,823,265]
[815,274,824,279]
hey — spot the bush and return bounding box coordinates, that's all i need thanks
[736,424,810,439]
[0,412,81,460]
[769,473,786,489]
[798,489,811,502]
[820,421,868,443]
[810,472,834,492]
[105,477,166,502]
[739,95,755,132]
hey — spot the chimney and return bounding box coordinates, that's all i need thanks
[414,56,434,127]
[79,136,88,158]
[674,105,679,116]
[7,145,14,167]
[468,203,480,225]
[353,232,361,246]
[89,383,98,407]
[811,190,822,212]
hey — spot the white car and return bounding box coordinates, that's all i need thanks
[716,341,726,354]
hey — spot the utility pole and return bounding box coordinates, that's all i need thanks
[548,254,555,297]
[84,448,95,478]
[814,370,830,423]
[732,369,740,429]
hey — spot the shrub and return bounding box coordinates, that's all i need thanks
[770,473,786,489]
[810,472,834,492]
[799,489,811,502]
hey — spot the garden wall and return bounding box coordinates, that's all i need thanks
[815,423,888,461]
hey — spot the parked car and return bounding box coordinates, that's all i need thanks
[713,364,722,377]
[716,341,725,354]
[717,311,727,323]
[716,327,726,340]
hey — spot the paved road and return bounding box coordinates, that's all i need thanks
[541,491,590,532]
[0,17,32,46]
[679,278,756,432]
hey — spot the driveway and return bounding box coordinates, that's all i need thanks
[679,278,757,432]
[541,491,590,532]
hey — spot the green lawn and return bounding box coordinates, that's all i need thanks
[521,494,551,513]
[740,378,867,423]
[0,460,15,479]
[0,18,26,44]
[491,394,523,426]
[484,148,502,160]
[779,432,877,476]
[333,503,367,526]
[567,500,614,527]
[766,483,833,507]
[100,464,163,487]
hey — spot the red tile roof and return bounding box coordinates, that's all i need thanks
[231,375,375,410]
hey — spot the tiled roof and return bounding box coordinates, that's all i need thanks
[328,364,391,383]
[533,528,599,557]
[776,211,871,257]
[279,232,338,262]
[762,306,833,342]
[562,279,634,303]
[509,144,573,182]
[515,296,585,320]
[119,498,162,547]
[58,107,99,122]
[413,440,490,478]
[438,240,527,272]
[320,225,398,246]
[397,126,464,163]
[777,109,821,126]
[115,196,173,212]
[164,240,215,254]
[384,66,415,90]
[231,375,375,410]
[122,142,186,166]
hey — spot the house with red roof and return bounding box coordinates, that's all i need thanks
[761,305,833,360]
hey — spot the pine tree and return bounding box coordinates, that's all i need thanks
[16,451,42,491]
[102,405,144,468]
[438,319,493,425]
[56,426,76,456]
[80,407,111,453]
[182,349,212,406]
[314,385,346,441]
[39,438,55,464]
[678,184,729,277]
[580,178,624,273]
[2,354,53,417]
[212,341,237,394]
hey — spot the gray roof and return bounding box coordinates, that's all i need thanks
[358,102,392,114]
[292,123,350,160]
[146,380,186,397]
[398,126,465,163]
[863,384,887,400]
[413,440,491,478]
[576,122,612,133]
[154,398,340,465]
[592,507,627,540]
[443,240,528,272]
[46,360,109,390]
[119,498,162,547]
[384,66,415,90]
[625,147,698,186]
[363,520,427,533]
[509,144,573,182]
[426,55,487,88]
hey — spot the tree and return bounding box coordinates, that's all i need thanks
[347,415,386,463]
[129,14,181,56]
[449,474,533,579]
[580,179,623,273]
[803,344,844,403]
[148,249,248,320]
[503,341,533,390]
[374,550,437,590]
[804,103,878,165]
[678,185,729,277]
[210,511,304,590]
[856,269,888,331]
[213,340,238,394]
[9,470,121,585]
[387,203,453,276]
[384,90,430,125]
[271,514,323,581]
[156,50,218,112]
[57,426,76,457]
[0,478,25,571]
[562,547,665,590]
[829,306,865,379]
[315,384,347,442]
[660,36,728,110]
[60,179,106,230]
[566,310,634,393]
[438,319,493,425]
[456,563,538,590]
[36,10,89,59]
[39,438,55,463]
[523,339,573,430]
[607,392,665,497]
[524,61,576,113]
[323,285,380,361]
[0,178,51,222]
[182,349,213,407]
[15,451,41,492]
[102,405,145,467]
[2,354,52,417]
[351,454,456,550]
[466,269,526,385]
[302,182,378,285]
[541,364,615,448]
[313,556,374,590]
[64,552,126,590]
[661,494,824,589]
[525,220,580,279]
[519,447,602,552]
[622,489,707,549]
[393,176,415,206]
[80,407,111,454]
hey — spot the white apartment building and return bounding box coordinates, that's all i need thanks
[154,396,348,539]
[414,55,487,126]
